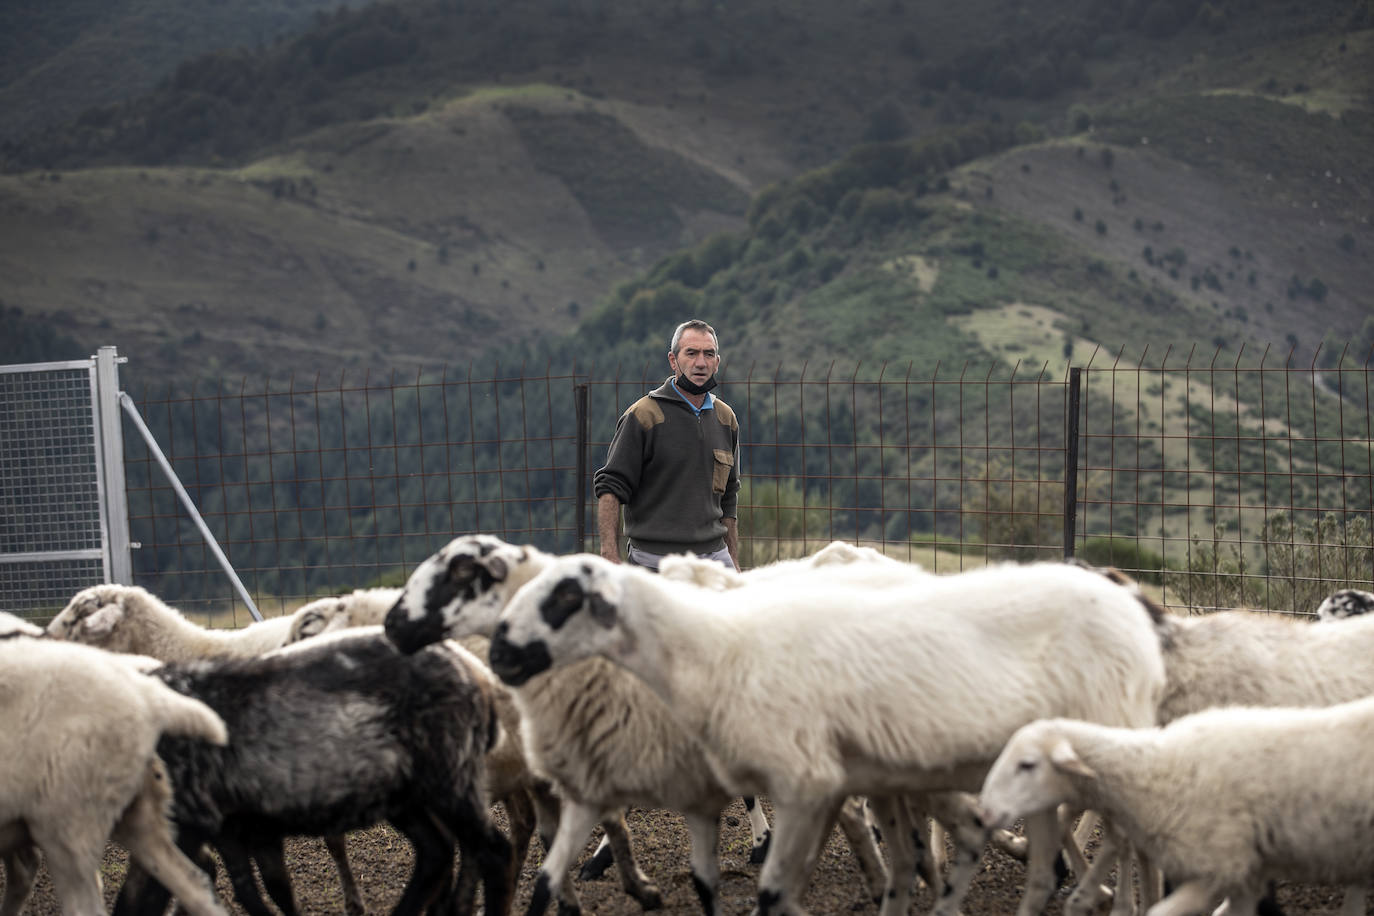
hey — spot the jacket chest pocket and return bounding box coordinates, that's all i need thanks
[711,449,733,494]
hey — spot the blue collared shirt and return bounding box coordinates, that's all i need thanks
[670,379,715,417]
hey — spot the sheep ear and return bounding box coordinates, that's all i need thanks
[448,554,481,586]
[1048,739,1096,780]
[587,592,617,629]
[83,603,124,637]
[481,555,509,582]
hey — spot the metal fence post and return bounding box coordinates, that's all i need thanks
[575,382,589,554]
[94,346,134,584]
[1063,367,1082,559]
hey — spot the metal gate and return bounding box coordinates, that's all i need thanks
[0,346,131,619]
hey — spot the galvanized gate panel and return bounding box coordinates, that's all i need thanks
[0,348,127,619]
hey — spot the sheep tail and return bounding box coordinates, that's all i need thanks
[145,682,230,746]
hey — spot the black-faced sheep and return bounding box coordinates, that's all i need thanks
[385,535,889,916]
[486,555,1167,916]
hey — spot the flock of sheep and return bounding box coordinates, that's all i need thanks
[4,535,1374,916]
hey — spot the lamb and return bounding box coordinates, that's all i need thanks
[48,584,369,916]
[1315,587,1374,619]
[1,628,230,916]
[483,553,1168,916]
[977,696,1374,916]
[111,627,513,916]
[384,534,889,916]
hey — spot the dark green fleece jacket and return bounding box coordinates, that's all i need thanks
[593,377,739,555]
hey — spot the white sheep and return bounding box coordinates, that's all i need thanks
[1155,606,1374,724]
[47,584,366,916]
[286,587,403,642]
[1315,588,1374,619]
[0,631,230,916]
[1152,596,1374,915]
[48,584,299,660]
[484,554,1168,916]
[657,540,923,590]
[977,696,1374,916]
[385,535,890,916]
[656,547,1087,901]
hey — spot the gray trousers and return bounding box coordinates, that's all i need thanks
[627,545,735,572]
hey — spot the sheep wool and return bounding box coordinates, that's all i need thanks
[487,554,1168,916]
[979,698,1374,914]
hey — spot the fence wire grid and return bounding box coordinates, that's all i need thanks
[7,345,1372,626]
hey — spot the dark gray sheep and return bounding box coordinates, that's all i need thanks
[115,628,513,916]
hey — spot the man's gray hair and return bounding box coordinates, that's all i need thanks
[669,319,720,357]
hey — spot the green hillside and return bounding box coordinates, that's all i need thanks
[0,0,1370,384]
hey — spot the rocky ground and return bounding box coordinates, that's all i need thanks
[5,799,1356,914]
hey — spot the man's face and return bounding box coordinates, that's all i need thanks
[668,328,721,388]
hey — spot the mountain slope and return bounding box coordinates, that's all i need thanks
[0,0,1370,381]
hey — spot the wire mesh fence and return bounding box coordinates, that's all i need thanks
[5,345,1372,626]
[0,358,111,612]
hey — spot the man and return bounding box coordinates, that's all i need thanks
[594,318,740,571]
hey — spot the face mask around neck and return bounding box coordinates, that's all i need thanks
[675,373,718,396]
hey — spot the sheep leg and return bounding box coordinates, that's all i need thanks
[755,798,835,916]
[441,802,514,916]
[0,845,40,916]
[1012,809,1062,916]
[500,790,538,887]
[1136,846,1163,910]
[27,828,106,916]
[1339,886,1366,916]
[867,796,917,916]
[833,797,887,903]
[525,801,602,916]
[109,786,226,916]
[214,836,285,916]
[743,796,772,864]
[323,834,367,916]
[683,811,722,916]
[576,836,616,881]
[247,839,301,916]
[1063,824,1125,916]
[600,810,663,910]
[526,793,584,914]
[929,799,991,916]
[1145,879,1221,916]
[390,808,457,916]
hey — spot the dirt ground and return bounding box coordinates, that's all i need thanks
[4,799,1356,914]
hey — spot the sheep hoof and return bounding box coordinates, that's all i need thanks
[749,832,771,864]
[554,902,581,916]
[630,885,664,910]
[577,844,615,881]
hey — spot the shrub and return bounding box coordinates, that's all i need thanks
[854,188,907,232]
[1078,537,1168,584]
[1164,514,1373,613]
